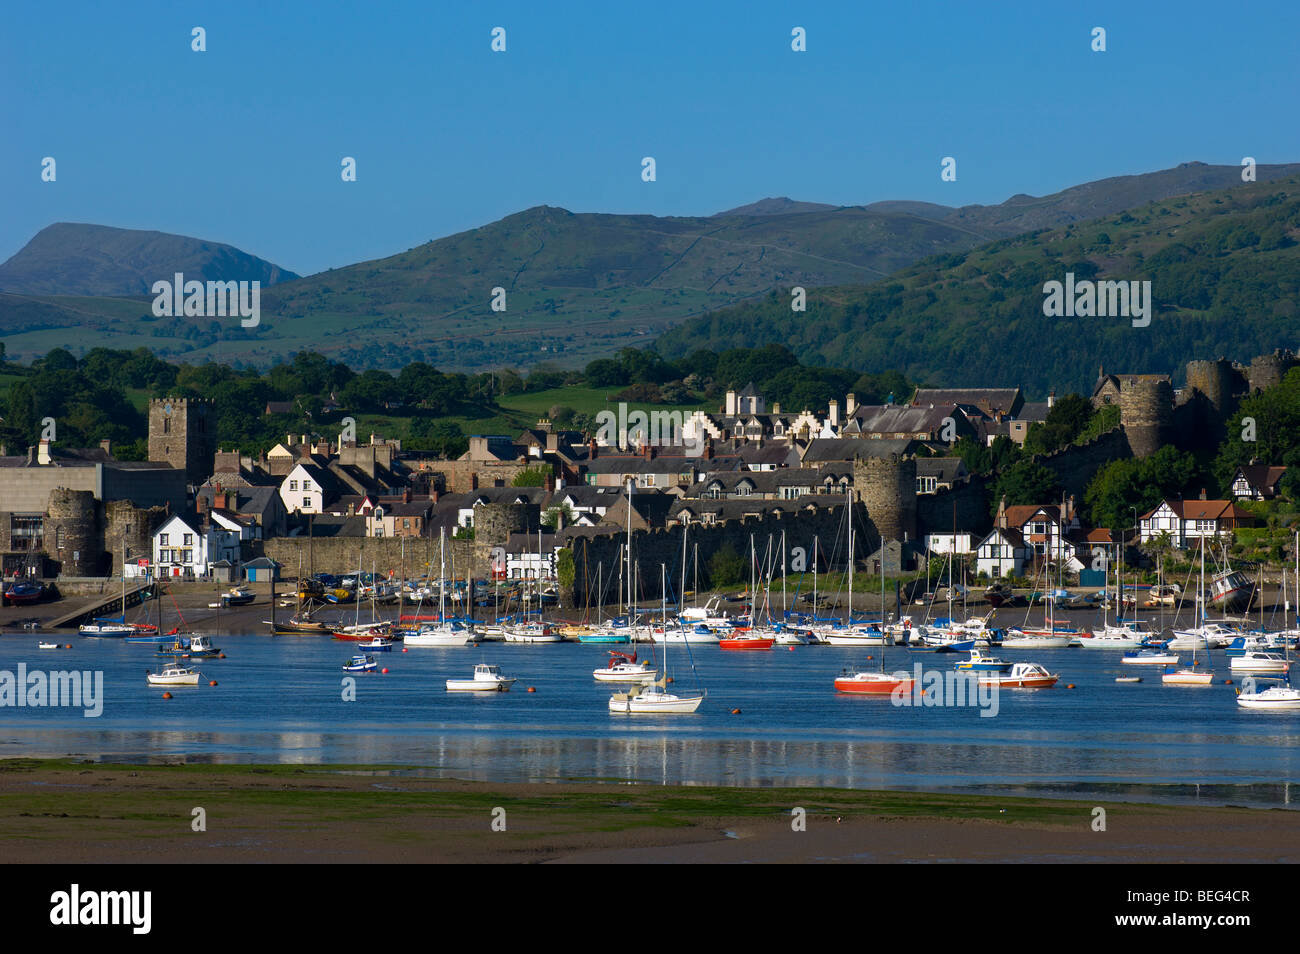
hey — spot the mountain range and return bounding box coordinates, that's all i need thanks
[1,160,1297,382]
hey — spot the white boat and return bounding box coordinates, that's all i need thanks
[999,630,1074,649]
[37,641,59,649]
[78,619,137,637]
[446,663,516,692]
[820,624,892,646]
[976,662,1059,689]
[1230,651,1291,674]
[1121,649,1180,665]
[1236,685,1300,710]
[1165,540,1219,686]
[608,682,704,713]
[644,624,720,645]
[147,665,201,686]
[609,556,704,714]
[1170,622,1239,650]
[405,620,475,647]
[502,621,563,643]
[592,650,658,683]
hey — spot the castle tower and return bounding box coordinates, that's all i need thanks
[1183,359,1243,418]
[148,398,216,484]
[1247,349,1299,394]
[1118,375,1172,458]
[854,454,917,544]
[46,488,102,577]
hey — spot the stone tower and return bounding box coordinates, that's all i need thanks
[148,398,216,484]
[854,453,917,544]
[1118,375,1172,458]
[46,488,102,577]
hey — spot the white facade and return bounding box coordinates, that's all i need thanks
[279,463,324,515]
[152,514,240,579]
[926,532,975,555]
[976,529,1030,579]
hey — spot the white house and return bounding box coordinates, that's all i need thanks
[975,528,1031,579]
[1139,499,1254,548]
[152,514,240,579]
[926,532,975,556]
[279,462,330,515]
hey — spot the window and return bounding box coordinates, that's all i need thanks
[303,481,312,491]
[183,534,193,546]
[290,480,298,491]
[303,497,313,509]
[160,533,169,546]
[180,550,192,564]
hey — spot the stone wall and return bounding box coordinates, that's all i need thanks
[263,535,478,579]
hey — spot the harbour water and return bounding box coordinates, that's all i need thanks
[4,627,1300,807]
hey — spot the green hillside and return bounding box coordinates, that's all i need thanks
[657,174,1300,396]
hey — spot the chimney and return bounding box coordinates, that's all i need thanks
[544,471,556,492]
[846,393,857,416]
[725,389,737,416]
[1048,390,1056,409]
[705,439,715,461]
[642,443,653,459]
[772,402,781,415]
[37,439,52,465]
[829,400,840,428]
[99,438,113,458]
[1200,488,1207,500]
[588,438,597,460]
[26,445,35,466]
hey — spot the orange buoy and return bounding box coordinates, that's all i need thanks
[162,692,172,699]
[666,676,674,683]
[209,680,218,686]
[730,707,741,714]
[1224,679,1233,684]
[65,644,72,649]
[218,653,226,659]
[867,655,874,661]
[1066,684,1075,689]
[527,686,536,693]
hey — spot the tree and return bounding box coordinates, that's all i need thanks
[990,461,1063,515]
[706,543,747,589]
[511,467,550,487]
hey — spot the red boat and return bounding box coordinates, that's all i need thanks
[718,633,775,650]
[834,670,914,695]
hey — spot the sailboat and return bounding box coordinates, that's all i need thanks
[608,564,705,713]
[1164,539,1216,686]
[406,528,476,646]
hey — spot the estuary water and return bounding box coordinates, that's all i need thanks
[3,632,1300,807]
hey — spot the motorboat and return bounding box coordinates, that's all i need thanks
[2,582,43,606]
[954,649,1012,673]
[977,662,1059,689]
[147,664,201,686]
[820,623,891,647]
[1236,684,1300,710]
[342,654,378,673]
[37,641,60,650]
[1229,651,1290,674]
[357,636,394,652]
[503,621,563,643]
[446,663,516,692]
[220,587,255,607]
[592,650,657,683]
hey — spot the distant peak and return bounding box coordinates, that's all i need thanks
[714,197,839,217]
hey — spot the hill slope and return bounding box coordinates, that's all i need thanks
[0,223,299,297]
[657,174,1300,396]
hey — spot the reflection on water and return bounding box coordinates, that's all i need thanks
[4,634,1300,807]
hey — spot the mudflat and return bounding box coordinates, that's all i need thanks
[2,759,1296,863]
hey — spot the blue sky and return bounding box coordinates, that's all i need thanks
[3,0,1297,276]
